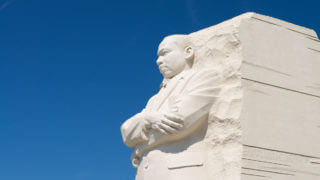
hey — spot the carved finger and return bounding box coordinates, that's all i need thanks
[151,123,167,134]
[157,127,168,134]
[142,122,150,132]
[161,119,183,129]
[164,113,183,123]
[159,123,177,134]
[151,124,159,130]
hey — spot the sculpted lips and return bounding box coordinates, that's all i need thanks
[159,65,168,73]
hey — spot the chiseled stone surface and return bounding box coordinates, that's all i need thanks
[121,12,320,180]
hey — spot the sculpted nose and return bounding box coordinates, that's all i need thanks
[156,57,163,66]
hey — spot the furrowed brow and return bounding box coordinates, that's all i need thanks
[158,48,169,56]
[157,48,164,56]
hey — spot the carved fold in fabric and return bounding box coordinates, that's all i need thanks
[166,152,204,170]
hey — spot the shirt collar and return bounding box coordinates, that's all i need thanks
[160,70,190,89]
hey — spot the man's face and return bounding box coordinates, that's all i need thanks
[156,37,187,79]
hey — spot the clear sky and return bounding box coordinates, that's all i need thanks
[0,0,319,180]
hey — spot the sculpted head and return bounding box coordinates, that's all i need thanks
[156,34,194,79]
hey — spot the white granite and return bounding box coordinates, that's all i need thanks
[121,12,320,180]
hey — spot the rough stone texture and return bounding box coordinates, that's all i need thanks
[121,12,320,180]
[188,14,245,180]
[192,12,320,179]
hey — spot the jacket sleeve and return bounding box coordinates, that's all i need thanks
[121,112,149,148]
[120,94,158,148]
[135,69,223,157]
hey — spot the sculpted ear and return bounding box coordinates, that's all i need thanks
[184,46,194,61]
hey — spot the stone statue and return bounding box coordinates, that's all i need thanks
[121,12,320,180]
[121,33,242,180]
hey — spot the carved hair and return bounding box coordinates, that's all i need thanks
[162,34,194,51]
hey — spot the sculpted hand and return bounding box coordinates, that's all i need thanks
[143,112,184,134]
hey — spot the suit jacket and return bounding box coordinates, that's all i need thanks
[121,68,241,180]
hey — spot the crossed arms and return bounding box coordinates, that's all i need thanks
[121,69,222,161]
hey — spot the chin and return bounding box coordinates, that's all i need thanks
[161,72,173,79]
[164,75,175,79]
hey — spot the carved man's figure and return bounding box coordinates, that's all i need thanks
[121,34,242,180]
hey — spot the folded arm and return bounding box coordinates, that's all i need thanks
[135,69,222,157]
[121,112,149,148]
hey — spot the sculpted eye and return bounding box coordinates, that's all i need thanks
[158,49,171,56]
[163,50,170,55]
[158,49,170,56]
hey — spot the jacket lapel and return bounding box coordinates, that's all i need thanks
[154,70,195,111]
[154,77,182,111]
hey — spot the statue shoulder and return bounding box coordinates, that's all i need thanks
[188,68,223,83]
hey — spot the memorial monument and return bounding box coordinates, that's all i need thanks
[121,12,320,180]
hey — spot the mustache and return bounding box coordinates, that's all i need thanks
[159,65,167,68]
[158,65,169,74]
[159,65,168,70]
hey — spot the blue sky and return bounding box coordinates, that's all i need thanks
[0,0,318,180]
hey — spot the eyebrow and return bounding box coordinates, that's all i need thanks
[157,48,170,56]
